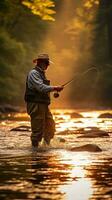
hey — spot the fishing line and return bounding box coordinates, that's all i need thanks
[54,66,99,98]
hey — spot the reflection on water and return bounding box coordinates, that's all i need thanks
[60,178,93,200]
[0,109,112,200]
[58,152,93,200]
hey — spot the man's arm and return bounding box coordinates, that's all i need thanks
[28,70,63,93]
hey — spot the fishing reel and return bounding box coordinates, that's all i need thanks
[53,92,60,98]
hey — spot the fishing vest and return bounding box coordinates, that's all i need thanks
[24,67,50,105]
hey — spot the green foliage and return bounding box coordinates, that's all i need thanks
[0,0,112,108]
[61,0,112,107]
[0,30,26,103]
[0,0,56,105]
[22,0,55,21]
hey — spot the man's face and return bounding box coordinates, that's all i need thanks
[42,60,50,70]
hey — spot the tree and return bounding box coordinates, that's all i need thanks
[0,30,26,103]
[63,0,112,107]
[0,0,56,104]
[98,0,112,61]
[22,0,55,21]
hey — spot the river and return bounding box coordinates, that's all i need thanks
[0,109,112,200]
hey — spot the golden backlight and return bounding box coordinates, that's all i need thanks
[58,151,93,200]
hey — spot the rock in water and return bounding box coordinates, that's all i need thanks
[70,112,83,118]
[78,130,109,138]
[98,113,112,118]
[58,137,66,142]
[10,125,31,132]
[70,144,102,152]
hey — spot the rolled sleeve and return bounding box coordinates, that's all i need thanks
[28,70,54,93]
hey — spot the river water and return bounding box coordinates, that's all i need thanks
[0,109,112,200]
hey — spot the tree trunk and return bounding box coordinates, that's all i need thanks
[107,8,112,61]
[99,0,112,61]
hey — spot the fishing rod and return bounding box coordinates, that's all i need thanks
[54,66,99,98]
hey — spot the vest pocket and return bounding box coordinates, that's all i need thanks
[27,102,39,116]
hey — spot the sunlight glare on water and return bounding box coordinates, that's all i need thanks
[60,178,93,200]
[58,151,93,200]
[0,109,112,200]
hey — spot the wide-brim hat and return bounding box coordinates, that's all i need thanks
[33,53,53,64]
[37,53,53,64]
[37,53,49,60]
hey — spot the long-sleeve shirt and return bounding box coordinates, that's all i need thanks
[27,68,54,93]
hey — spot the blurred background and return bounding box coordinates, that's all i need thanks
[0,0,112,109]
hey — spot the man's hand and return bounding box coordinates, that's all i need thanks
[53,86,64,92]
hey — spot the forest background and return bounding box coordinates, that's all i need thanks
[0,0,112,109]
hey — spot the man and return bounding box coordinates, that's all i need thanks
[24,53,63,149]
